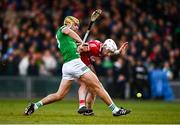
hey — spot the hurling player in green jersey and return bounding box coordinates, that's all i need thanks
[24,16,131,116]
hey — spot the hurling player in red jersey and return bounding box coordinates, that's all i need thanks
[77,39,128,115]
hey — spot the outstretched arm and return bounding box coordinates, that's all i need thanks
[114,42,128,55]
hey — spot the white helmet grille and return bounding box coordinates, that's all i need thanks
[103,39,117,52]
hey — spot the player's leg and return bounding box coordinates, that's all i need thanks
[78,80,87,108]
[80,71,112,105]
[77,80,96,115]
[77,79,89,114]
[86,91,96,109]
[41,79,72,105]
[83,90,96,116]
[24,79,73,115]
[85,65,97,110]
[77,79,96,115]
[79,70,131,116]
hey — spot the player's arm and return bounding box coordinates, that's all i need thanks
[114,42,128,55]
[77,43,89,53]
[62,26,83,44]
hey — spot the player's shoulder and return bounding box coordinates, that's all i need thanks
[57,25,66,32]
[56,25,66,37]
[88,40,102,54]
[88,40,102,47]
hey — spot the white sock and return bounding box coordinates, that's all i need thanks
[34,101,43,110]
[34,104,38,110]
[109,103,119,114]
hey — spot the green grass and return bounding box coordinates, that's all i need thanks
[0,99,180,124]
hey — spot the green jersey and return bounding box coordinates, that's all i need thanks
[56,26,80,63]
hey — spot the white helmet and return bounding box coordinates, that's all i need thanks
[103,39,117,52]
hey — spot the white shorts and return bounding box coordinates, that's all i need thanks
[62,58,90,80]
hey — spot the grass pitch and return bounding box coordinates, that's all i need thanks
[0,99,180,124]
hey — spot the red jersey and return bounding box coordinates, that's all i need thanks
[80,40,103,66]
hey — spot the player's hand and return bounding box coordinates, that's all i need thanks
[118,41,128,55]
[82,43,88,46]
[77,43,88,53]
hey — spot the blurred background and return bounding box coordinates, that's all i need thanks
[0,0,179,101]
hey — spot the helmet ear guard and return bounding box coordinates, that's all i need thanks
[103,39,117,52]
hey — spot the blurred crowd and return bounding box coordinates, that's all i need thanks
[0,0,179,99]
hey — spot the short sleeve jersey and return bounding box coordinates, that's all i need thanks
[80,40,102,66]
[56,26,80,63]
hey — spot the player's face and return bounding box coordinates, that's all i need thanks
[71,23,79,32]
[102,48,113,56]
